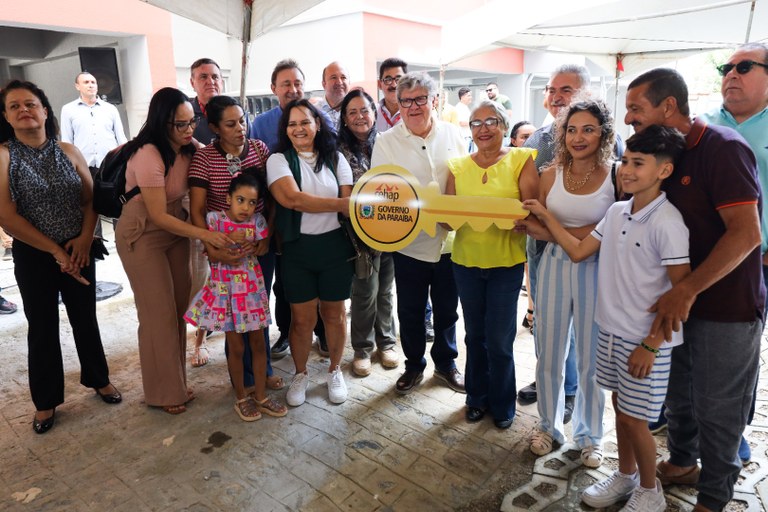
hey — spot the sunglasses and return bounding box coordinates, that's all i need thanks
[716,60,768,77]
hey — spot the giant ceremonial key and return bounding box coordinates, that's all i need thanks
[349,164,529,252]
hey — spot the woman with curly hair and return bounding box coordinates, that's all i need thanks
[523,99,619,467]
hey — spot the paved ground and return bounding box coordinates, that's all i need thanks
[1,226,768,511]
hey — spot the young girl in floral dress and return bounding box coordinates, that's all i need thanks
[185,173,287,421]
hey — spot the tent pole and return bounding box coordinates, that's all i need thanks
[745,0,756,42]
[240,0,253,112]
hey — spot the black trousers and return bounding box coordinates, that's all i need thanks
[13,239,110,411]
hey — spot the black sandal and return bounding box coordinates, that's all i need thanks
[522,309,534,332]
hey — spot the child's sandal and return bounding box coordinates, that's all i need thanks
[253,395,288,417]
[234,397,262,422]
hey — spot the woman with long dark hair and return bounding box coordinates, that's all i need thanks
[188,94,285,397]
[267,98,353,406]
[0,80,121,434]
[337,89,399,377]
[115,87,231,415]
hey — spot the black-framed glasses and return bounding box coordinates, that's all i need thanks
[716,60,768,77]
[398,95,429,108]
[485,88,494,93]
[168,117,200,132]
[381,76,402,86]
[469,117,502,129]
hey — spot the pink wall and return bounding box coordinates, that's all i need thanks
[1,0,175,91]
[361,12,523,94]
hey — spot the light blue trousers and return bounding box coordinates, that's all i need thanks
[535,243,605,447]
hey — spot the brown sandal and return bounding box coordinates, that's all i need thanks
[253,395,288,417]
[162,404,187,415]
[266,375,285,390]
[234,397,262,422]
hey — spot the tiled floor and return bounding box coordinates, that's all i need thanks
[1,230,766,511]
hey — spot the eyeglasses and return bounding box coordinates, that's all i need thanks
[485,88,494,93]
[381,76,402,86]
[169,117,200,132]
[716,60,768,77]
[469,117,502,129]
[398,95,429,108]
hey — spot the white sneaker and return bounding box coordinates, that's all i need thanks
[327,366,347,404]
[620,478,665,512]
[580,445,604,468]
[286,372,309,407]
[529,430,554,456]
[582,470,639,508]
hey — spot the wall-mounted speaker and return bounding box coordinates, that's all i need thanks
[78,47,123,104]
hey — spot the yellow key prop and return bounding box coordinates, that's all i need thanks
[349,164,529,252]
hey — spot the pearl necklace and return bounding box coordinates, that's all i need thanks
[565,160,596,191]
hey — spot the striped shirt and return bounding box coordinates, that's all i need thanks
[189,139,270,214]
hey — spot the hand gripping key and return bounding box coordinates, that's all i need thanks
[349,164,528,252]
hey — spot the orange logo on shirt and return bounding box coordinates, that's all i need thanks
[681,176,691,185]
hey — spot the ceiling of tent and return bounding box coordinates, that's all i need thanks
[139,0,325,40]
[489,0,768,74]
[141,0,767,76]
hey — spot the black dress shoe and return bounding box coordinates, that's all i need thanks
[466,407,485,422]
[32,411,55,434]
[95,385,122,404]
[395,370,424,395]
[563,395,575,424]
[517,381,537,404]
[433,368,466,393]
[494,418,514,429]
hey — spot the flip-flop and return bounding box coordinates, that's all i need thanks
[656,461,700,486]
[191,345,209,368]
[267,375,285,390]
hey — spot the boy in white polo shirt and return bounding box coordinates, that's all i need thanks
[523,124,690,512]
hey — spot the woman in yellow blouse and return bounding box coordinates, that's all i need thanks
[446,100,538,428]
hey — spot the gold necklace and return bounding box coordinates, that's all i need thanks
[565,160,596,191]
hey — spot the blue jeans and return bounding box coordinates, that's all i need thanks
[393,252,458,373]
[454,263,523,421]
[666,317,762,510]
[527,237,578,396]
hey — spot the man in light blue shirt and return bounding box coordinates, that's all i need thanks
[60,72,127,168]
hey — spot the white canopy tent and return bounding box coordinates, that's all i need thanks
[441,0,768,76]
[142,0,767,104]
[140,0,324,104]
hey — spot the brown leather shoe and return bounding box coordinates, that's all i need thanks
[656,460,700,486]
[395,369,423,395]
[433,368,466,393]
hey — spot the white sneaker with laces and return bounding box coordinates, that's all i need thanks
[327,365,347,404]
[582,470,639,508]
[620,478,665,512]
[286,371,309,407]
